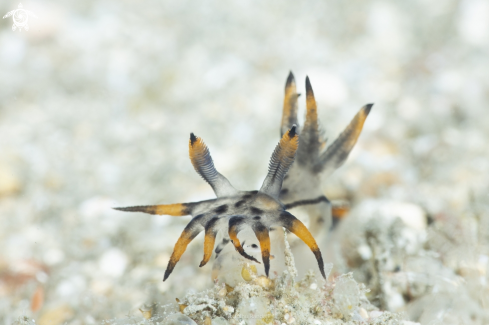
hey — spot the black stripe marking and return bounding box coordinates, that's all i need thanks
[234,200,246,208]
[287,125,297,138]
[214,204,228,214]
[284,195,330,210]
[242,191,258,199]
[250,207,264,215]
[190,133,197,146]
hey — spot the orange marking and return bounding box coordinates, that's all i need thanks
[286,215,326,278]
[189,134,210,172]
[229,223,259,263]
[260,126,299,196]
[254,228,270,258]
[114,203,190,216]
[305,81,318,127]
[289,219,319,252]
[281,73,299,135]
[332,104,372,154]
[294,77,320,165]
[314,104,373,174]
[229,226,245,254]
[30,285,44,312]
[277,127,299,160]
[200,231,216,267]
[342,105,370,148]
[164,228,200,280]
[253,225,271,276]
[153,203,189,216]
[332,205,349,220]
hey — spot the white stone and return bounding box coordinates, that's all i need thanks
[99,248,128,277]
[458,0,489,46]
[359,307,369,320]
[358,245,372,260]
[44,248,65,265]
[56,275,87,297]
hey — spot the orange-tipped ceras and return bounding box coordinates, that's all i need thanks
[279,72,373,234]
[114,125,326,281]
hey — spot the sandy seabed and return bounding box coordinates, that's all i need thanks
[1,0,488,324]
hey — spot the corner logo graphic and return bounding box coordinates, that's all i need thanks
[3,3,37,32]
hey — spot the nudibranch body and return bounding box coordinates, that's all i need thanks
[278,73,373,235]
[115,124,326,281]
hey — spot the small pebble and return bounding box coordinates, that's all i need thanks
[253,275,272,288]
[358,308,369,320]
[218,287,227,297]
[241,264,257,281]
[139,304,153,319]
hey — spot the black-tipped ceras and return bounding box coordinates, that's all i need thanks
[114,126,326,281]
[279,72,373,234]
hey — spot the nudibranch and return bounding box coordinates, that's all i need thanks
[278,73,373,234]
[115,124,326,281]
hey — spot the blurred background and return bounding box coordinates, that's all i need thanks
[0,0,488,324]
